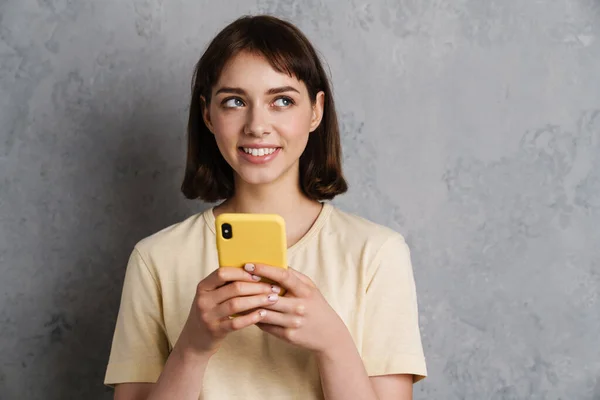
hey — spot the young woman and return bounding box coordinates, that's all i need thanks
[105,15,427,400]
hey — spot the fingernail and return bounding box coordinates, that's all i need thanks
[244,263,255,272]
[259,310,267,317]
[252,275,261,281]
[268,294,279,301]
[271,285,281,294]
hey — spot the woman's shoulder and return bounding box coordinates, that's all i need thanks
[133,208,212,258]
[312,206,410,278]
[326,205,406,248]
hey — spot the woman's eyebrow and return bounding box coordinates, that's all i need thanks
[215,87,246,96]
[265,86,300,95]
[214,86,300,96]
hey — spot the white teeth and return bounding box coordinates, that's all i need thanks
[242,147,277,156]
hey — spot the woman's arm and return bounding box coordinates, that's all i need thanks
[315,330,378,400]
[111,322,218,400]
[111,266,280,400]
[243,263,419,400]
[113,341,211,400]
[316,330,413,400]
[247,264,414,400]
[114,383,153,400]
[370,375,413,400]
[145,341,212,400]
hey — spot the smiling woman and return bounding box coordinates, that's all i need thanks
[104,15,427,400]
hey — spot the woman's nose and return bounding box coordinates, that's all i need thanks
[244,105,270,136]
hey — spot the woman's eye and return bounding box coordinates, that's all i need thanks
[223,98,244,108]
[273,97,293,107]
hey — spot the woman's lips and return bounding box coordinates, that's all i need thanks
[238,147,281,164]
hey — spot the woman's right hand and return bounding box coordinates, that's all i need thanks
[176,266,281,358]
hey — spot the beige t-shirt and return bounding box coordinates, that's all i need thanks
[104,203,427,398]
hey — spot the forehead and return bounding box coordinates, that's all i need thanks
[215,51,306,93]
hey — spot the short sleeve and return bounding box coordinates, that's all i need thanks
[362,235,427,382]
[104,247,169,386]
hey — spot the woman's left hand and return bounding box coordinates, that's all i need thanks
[243,263,348,354]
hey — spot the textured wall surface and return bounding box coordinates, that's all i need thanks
[1,1,599,399]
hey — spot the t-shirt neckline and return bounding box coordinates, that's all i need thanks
[202,202,333,255]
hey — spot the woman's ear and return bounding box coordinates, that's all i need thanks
[309,91,325,132]
[200,95,214,134]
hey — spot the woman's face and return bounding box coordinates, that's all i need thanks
[203,51,324,189]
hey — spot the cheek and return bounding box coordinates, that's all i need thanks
[211,114,243,151]
[276,111,313,142]
[212,112,241,135]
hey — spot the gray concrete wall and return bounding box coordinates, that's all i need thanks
[1,1,599,399]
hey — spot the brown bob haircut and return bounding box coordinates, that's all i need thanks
[181,15,348,202]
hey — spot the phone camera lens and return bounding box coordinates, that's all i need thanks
[222,223,232,239]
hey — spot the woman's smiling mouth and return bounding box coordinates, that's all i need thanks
[238,146,282,164]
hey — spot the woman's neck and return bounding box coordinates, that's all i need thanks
[218,169,309,211]
[214,176,324,247]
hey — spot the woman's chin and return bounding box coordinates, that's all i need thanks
[233,161,299,188]
[235,171,283,187]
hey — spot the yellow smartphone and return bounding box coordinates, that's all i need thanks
[215,213,287,290]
